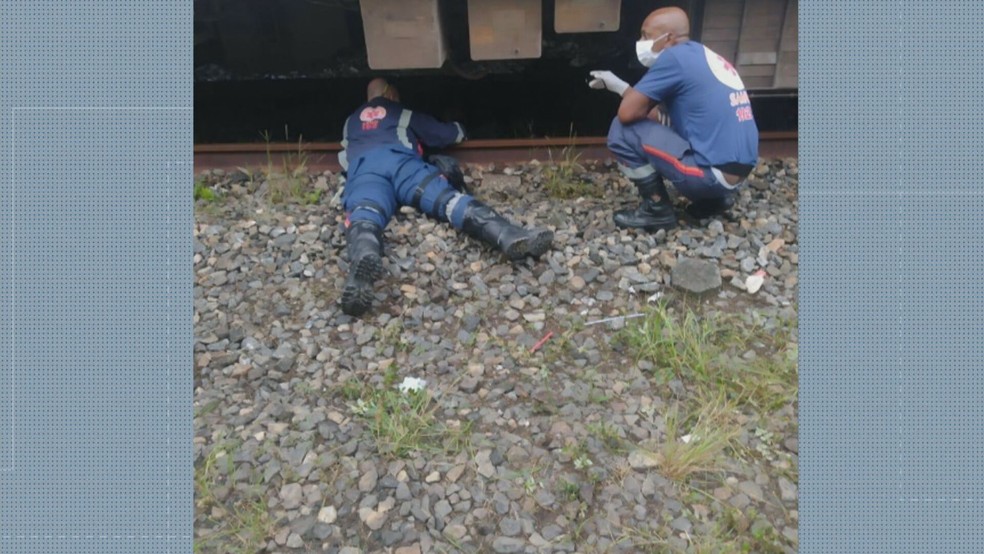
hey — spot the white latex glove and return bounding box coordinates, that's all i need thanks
[588,70,630,96]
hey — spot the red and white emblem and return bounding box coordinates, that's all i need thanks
[360,106,387,130]
[360,106,387,122]
[703,46,745,91]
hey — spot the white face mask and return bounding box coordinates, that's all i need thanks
[636,33,668,67]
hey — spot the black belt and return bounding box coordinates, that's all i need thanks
[714,162,754,179]
[411,171,444,209]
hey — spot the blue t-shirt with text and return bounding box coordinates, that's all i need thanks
[634,41,759,168]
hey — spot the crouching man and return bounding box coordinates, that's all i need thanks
[588,6,760,231]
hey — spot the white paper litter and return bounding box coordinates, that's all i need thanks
[398,377,427,393]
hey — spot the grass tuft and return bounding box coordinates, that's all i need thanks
[618,300,798,413]
[658,394,742,482]
[338,379,472,459]
[195,439,274,553]
[259,130,321,205]
[542,125,603,199]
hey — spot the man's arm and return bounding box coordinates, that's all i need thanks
[591,55,681,125]
[338,115,352,172]
[587,70,654,124]
[617,88,656,125]
[409,110,466,150]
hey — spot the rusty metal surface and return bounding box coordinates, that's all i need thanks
[359,0,446,69]
[467,0,542,61]
[553,0,621,33]
[194,133,797,172]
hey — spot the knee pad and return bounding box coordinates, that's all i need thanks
[346,200,387,229]
[619,163,657,180]
[411,171,461,222]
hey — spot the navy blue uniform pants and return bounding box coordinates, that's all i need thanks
[606,117,745,201]
[342,147,474,229]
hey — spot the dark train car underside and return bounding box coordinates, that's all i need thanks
[194,0,797,145]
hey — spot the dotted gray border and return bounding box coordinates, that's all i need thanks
[2,107,193,545]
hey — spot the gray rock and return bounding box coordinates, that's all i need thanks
[359,469,378,492]
[380,475,400,489]
[670,516,692,533]
[444,524,468,542]
[740,257,757,273]
[492,536,526,553]
[542,524,564,540]
[459,377,480,393]
[434,499,453,522]
[738,480,764,500]
[291,516,316,537]
[279,483,303,510]
[534,489,556,508]
[476,450,496,478]
[381,529,405,546]
[569,275,587,291]
[286,532,304,548]
[671,258,722,293]
[499,518,522,536]
[309,523,333,541]
[778,477,798,501]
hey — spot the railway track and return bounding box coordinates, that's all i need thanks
[193,132,797,172]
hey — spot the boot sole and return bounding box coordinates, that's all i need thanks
[685,206,731,220]
[340,253,384,317]
[503,230,554,261]
[614,219,678,233]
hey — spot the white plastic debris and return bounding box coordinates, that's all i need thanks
[745,274,765,294]
[681,434,694,444]
[398,377,427,394]
[585,313,645,327]
[329,178,345,207]
[647,291,663,303]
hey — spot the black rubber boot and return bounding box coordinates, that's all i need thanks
[613,175,678,232]
[685,194,735,220]
[340,220,384,317]
[461,201,553,261]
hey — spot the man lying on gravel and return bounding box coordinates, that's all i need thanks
[588,6,760,232]
[337,78,554,317]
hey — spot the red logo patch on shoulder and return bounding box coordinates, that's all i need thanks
[360,106,387,122]
[360,106,387,130]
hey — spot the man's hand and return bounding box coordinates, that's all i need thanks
[588,70,630,96]
[648,105,672,126]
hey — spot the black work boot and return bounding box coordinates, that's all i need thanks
[461,201,553,261]
[340,220,384,317]
[613,174,678,232]
[686,194,736,220]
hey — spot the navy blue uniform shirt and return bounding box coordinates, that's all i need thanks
[339,97,466,171]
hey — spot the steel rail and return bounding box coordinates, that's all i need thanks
[194,132,797,172]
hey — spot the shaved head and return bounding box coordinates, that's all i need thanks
[641,7,690,42]
[367,78,399,102]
